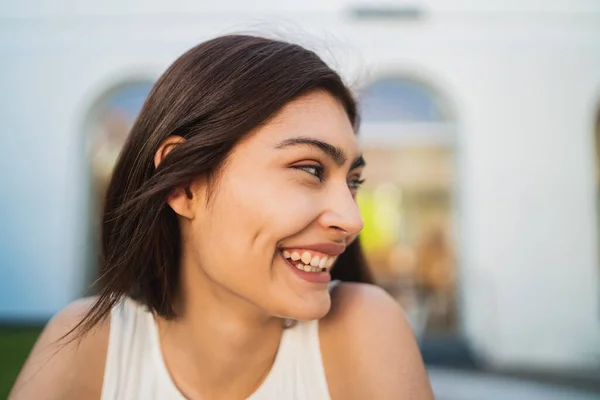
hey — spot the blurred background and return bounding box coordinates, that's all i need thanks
[2,0,600,398]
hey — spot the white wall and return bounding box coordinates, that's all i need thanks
[2,0,600,16]
[1,0,599,368]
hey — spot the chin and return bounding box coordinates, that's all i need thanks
[280,294,332,322]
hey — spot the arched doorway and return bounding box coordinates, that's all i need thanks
[82,80,153,292]
[357,77,460,338]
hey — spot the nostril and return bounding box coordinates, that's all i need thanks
[331,225,348,233]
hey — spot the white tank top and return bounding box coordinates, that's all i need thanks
[101,282,339,400]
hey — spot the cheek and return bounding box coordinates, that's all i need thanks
[191,170,322,276]
[228,175,320,244]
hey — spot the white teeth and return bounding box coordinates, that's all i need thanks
[319,257,327,268]
[301,252,312,264]
[285,250,336,273]
[293,262,326,273]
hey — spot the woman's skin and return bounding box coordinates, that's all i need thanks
[10,91,433,399]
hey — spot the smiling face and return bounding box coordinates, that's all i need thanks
[178,91,365,321]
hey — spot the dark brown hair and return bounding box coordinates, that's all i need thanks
[78,34,372,336]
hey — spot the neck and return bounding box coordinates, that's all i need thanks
[155,256,284,399]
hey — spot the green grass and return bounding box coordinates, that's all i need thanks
[0,328,43,399]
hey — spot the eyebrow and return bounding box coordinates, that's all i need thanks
[275,137,365,170]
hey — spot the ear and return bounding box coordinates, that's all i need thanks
[154,135,186,169]
[154,136,197,219]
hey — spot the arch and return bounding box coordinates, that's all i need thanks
[356,73,462,340]
[80,78,154,293]
[359,75,455,123]
[85,80,153,185]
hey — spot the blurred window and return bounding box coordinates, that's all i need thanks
[87,81,153,185]
[357,77,459,337]
[360,77,451,123]
[83,80,153,291]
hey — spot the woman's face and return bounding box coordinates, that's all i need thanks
[185,91,365,321]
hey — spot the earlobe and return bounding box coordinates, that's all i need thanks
[167,186,196,219]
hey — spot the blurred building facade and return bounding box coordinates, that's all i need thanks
[2,0,600,373]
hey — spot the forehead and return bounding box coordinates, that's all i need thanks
[239,91,359,155]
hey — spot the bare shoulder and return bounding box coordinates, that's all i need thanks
[9,297,110,400]
[320,283,434,400]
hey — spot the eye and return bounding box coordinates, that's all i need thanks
[292,165,325,182]
[348,178,365,191]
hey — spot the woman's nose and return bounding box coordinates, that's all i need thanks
[318,187,364,238]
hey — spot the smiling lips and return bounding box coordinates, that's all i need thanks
[281,249,337,273]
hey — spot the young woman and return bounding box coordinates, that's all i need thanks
[10,35,433,399]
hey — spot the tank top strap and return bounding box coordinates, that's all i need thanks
[102,297,182,400]
[101,297,147,399]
